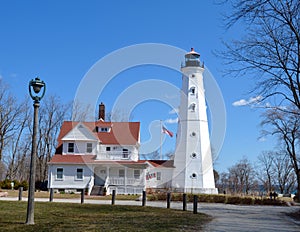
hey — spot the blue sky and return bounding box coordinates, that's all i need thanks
[0,1,276,172]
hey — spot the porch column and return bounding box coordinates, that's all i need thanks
[124,166,128,193]
[106,166,109,193]
[106,166,109,179]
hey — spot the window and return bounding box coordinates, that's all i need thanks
[122,149,129,159]
[68,143,74,153]
[191,153,197,158]
[96,127,111,132]
[100,127,110,132]
[76,168,83,180]
[190,103,196,111]
[86,143,92,153]
[106,147,111,151]
[119,169,125,178]
[191,173,197,179]
[134,170,140,179]
[157,172,161,180]
[56,168,63,180]
[190,87,196,95]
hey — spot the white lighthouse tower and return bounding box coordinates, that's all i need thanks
[172,48,218,194]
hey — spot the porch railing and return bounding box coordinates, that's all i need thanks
[108,177,142,186]
[96,151,132,160]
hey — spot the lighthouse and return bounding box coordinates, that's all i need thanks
[172,48,218,194]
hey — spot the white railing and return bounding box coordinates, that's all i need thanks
[96,151,132,160]
[108,177,141,186]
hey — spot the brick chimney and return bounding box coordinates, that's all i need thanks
[98,102,105,121]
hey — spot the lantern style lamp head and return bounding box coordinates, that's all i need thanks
[29,77,46,102]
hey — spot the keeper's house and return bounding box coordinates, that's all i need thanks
[48,103,174,195]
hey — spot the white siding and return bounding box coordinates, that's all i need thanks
[49,165,93,189]
[146,166,173,189]
[62,141,97,155]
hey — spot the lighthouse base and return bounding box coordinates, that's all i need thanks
[172,187,218,194]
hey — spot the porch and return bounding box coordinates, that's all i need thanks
[89,165,146,195]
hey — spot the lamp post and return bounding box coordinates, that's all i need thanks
[26,77,46,225]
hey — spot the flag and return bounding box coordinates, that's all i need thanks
[162,126,173,137]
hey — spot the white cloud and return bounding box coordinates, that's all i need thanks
[232,95,262,107]
[258,137,267,142]
[169,108,179,114]
[164,118,178,124]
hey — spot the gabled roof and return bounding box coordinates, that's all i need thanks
[55,121,140,155]
[61,122,99,141]
[146,160,175,168]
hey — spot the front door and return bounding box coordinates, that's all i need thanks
[94,167,107,186]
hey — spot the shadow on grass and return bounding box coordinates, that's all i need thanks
[0,201,212,232]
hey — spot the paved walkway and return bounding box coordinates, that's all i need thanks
[1,197,300,231]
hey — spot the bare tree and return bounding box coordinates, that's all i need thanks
[107,108,134,122]
[216,172,230,194]
[261,107,300,199]
[5,99,31,180]
[0,80,25,178]
[257,151,275,193]
[70,100,93,121]
[228,158,256,195]
[220,0,300,110]
[272,151,296,194]
[32,95,68,185]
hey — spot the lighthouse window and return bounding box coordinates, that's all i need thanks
[190,87,196,95]
[190,103,196,111]
[191,153,197,158]
[191,132,196,137]
[191,173,197,178]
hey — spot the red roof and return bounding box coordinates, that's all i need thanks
[146,160,174,168]
[49,155,147,166]
[55,121,140,154]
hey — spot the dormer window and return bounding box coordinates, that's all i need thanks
[96,127,111,132]
[86,143,92,153]
[68,143,74,153]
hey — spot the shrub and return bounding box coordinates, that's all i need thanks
[19,180,29,191]
[170,193,181,201]
[148,192,286,206]
[147,194,158,201]
[0,179,29,191]
[0,179,13,189]
[211,195,226,203]
[240,197,254,205]
[254,198,286,206]
[225,196,241,204]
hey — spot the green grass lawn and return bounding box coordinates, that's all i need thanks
[0,201,211,231]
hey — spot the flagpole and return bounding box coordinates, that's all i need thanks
[160,120,162,160]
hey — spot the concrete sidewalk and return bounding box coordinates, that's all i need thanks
[1,197,300,231]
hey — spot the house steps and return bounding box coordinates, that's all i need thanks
[90,185,104,196]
